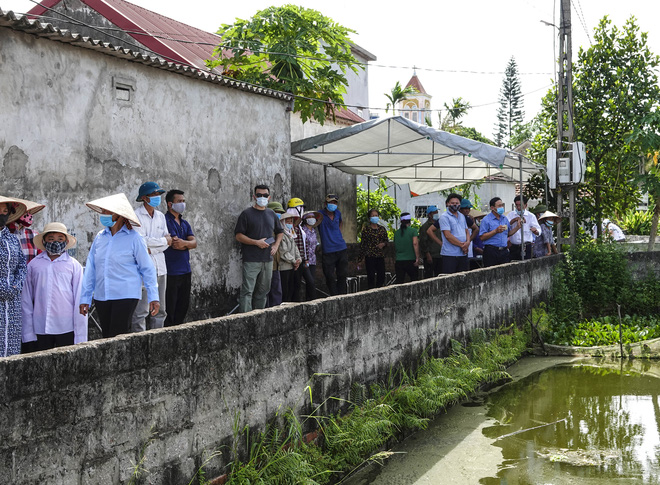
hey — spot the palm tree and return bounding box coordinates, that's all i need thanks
[385,81,416,116]
[440,97,471,130]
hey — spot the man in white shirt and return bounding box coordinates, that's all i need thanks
[507,195,541,261]
[132,181,171,332]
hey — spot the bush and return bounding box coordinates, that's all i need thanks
[617,207,655,235]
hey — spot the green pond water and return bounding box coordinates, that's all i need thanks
[344,357,660,484]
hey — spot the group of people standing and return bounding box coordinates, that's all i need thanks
[0,183,196,358]
[360,193,559,287]
[234,186,351,313]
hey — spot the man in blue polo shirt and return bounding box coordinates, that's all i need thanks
[163,189,197,326]
[428,193,469,274]
[317,193,348,295]
[479,196,522,267]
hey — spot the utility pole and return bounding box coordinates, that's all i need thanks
[556,0,576,248]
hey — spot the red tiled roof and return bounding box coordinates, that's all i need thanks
[27,0,226,72]
[334,107,365,124]
[405,73,427,94]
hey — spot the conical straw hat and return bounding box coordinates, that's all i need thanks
[0,196,28,224]
[538,211,561,222]
[85,193,141,227]
[12,197,45,215]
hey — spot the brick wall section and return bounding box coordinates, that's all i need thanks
[2,256,559,484]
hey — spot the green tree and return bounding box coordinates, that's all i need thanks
[208,6,362,125]
[385,81,416,116]
[528,16,660,232]
[440,97,471,130]
[625,110,660,250]
[356,179,401,239]
[494,56,524,147]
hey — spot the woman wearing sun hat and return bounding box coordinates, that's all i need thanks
[79,193,159,338]
[300,211,322,300]
[278,212,302,302]
[22,222,87,351]
[0,196,28,357]
[8,197,46,264]
[534,211,561,258]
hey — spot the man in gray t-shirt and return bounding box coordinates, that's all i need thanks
[234,184,283,313]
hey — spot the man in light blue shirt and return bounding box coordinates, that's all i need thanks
[427,193,469,274]
[479,196,522,267]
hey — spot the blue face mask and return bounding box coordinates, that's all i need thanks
[285,223,293,230]
[496,207,505,215]
[432,213,440,221]
[370,216,379,224]
[100,214,116,228]
[327,203,337,212]
[147,195,161,208]
[546,220,554,226]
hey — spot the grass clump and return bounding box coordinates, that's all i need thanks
[221,326,528,484]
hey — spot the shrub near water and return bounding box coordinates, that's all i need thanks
[542,242,660,346]
[221,327,528,484]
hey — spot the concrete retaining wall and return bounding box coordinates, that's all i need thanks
[0,256,558,484]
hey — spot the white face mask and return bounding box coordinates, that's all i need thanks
[306,218,316,226]
[256,197,269,208]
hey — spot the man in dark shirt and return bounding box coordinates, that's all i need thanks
[234,184,283,313]
[317,193,348,295]
[163,189,197,326]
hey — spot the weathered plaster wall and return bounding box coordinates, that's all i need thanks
[0,26,291,318]
[0,256,558,484]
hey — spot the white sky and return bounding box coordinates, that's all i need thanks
[3,0,660,138]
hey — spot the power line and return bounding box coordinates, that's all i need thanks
[20,11,552,76]
[571,0,592,45]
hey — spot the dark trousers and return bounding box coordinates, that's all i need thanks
[442,255,469,274]
[322,249,348,295]
[483,245,511,267]
[165,272,192,326]
[280,269,295,302]
[395,260,418,284]
[267,271,282,307]
[293,263,316,301]
[365,256,386,289]
[35,332,75,351]
[510,243,533,261]
[94,299,139,338]
[423,257,443,278]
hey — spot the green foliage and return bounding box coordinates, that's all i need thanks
[494,56,524,148]
[545,314,660,347]
[528,17,660,227]
[208,6,362,125]
[385,81,416,115]
[439,181,485,210]
[440,97,471,130]
[617,208,655,235]
[356,179,401,240]
[222,327,528,484]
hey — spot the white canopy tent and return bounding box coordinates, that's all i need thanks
[291,116,544,195]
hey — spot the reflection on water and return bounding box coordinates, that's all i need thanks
[481,362,660,484]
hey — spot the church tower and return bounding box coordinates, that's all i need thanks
[398,72,432,124]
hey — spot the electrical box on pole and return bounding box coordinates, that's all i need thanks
[547,148,557,189]
[571,141,586,183]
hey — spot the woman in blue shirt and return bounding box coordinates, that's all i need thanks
[79,193,159,338]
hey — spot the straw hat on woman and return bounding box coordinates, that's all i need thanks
[0,196,28,357]
[79,193,159,338]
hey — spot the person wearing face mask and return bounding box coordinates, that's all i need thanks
[427,194,470,274]
[22,223,87,351]
[0,197,28,357]
[277,212,302,302]
[479,197,522,267]
[394,212,421,283]
[359,209,389,289]
[80,193,159,338]
[318,194,348,296]
[534,211,560,258]
[419,206,442,278]
[287,198,314,302]
[266,202,285,308]
[132,182,171,332]
[300,211,322,299]
[163,189,197,326]
[507,195,541,261]
[234,185,284,313]
[8,199,46,265]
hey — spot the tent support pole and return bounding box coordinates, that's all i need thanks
[367,176,371,210]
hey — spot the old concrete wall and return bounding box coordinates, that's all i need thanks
[0,256,558,484]
[0,26,291,318]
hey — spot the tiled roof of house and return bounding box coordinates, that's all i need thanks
[0,8,292,102]
[334,107,365,124]
[405,73,427,95]
[26,0,227,72]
